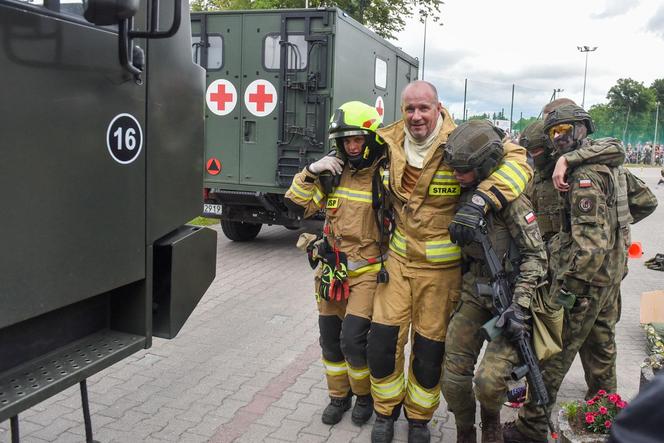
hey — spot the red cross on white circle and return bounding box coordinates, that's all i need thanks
[244,79,278,117]
[206,79,237,116]
[375,96,385,118]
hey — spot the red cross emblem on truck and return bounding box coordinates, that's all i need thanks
[375,96,384,117]
[244,80,278,117]
[206,79,237,116]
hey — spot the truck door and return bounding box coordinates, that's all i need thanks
[395,56,417,117]
[0,0,147,327]
[239,12,283,188]
[195,13,243,185]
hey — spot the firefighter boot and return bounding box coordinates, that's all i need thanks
[371,415,395,443]
[351,394,373,425]
[502,422,546,443]
[456,425,477,443]
[321,392,352,425]
[480,407,503,443]
[407,419,431,443]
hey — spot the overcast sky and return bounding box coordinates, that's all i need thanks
[390,0,664,121]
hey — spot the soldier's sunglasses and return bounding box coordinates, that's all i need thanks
[547,123,574,140]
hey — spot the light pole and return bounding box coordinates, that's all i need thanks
[577,45,597,108]
[422,15,427,80]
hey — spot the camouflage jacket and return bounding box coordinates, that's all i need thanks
[556,161,626,291]
[460,192,546,309]
[527,137,626,242]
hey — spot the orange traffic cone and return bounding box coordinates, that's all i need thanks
[628,241,643,259]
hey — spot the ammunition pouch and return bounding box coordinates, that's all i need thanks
[556,288,577,311]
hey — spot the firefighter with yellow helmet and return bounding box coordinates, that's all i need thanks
[286,101,390,426]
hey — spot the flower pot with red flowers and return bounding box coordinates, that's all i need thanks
[559,390,628,442]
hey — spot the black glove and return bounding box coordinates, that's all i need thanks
[496,303,531,341]
[449,194,487,246]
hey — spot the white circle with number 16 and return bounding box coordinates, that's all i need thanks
[106,113,143,164]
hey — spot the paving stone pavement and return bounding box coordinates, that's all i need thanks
[1,167,662,443]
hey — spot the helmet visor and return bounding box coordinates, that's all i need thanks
[328,129,371,139]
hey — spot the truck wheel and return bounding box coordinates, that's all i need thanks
[220,220,262,241]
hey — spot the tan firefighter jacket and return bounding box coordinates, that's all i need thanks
[285,157,387,275]
[378,107,533,270]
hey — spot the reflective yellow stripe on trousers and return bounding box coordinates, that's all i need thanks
[494,161,528,196]
[348,262,382,278]
[348,366,370,381]
[425,239,461,263]
[323,359,348,376]
[371,373,405,400]
[406,374,440,409]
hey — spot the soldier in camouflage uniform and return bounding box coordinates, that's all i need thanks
[519,118,626,400]
[504,105,629,443]
[441,120,547,443]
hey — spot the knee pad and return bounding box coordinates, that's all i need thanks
[367,323,399,378]
[319,315,344,362]
[412,333,445,389]
[340,314,370,368]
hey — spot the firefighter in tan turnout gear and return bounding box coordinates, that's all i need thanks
[286,101,388,427]
[367,81,533,443]
[442,120,547,443]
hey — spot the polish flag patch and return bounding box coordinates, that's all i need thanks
[524,211,537,224]
[579,179,592,188]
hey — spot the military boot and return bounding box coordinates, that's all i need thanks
[456,425,477,443]
[351,394,373,425]
[480,407,503,443]
[321,392,352,425]
[371,415,395,443]
[502,421,546,443]
[407,419,430,443]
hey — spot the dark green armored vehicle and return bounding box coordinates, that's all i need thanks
[0,0,216,439]
[192,8,418,241]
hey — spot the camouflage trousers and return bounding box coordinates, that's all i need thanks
[516,283,621,441]
[442,273,520,428]
[547,234,619,399]
[579,290,620,399]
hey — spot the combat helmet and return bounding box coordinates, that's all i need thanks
[543,104,595,152]
[328,101,384,169]
[444,120,504,182]
[519,120,554,171]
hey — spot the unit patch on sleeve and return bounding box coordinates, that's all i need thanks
[579,179,592,188]
[578,197,594,213]
[524,211,537,224]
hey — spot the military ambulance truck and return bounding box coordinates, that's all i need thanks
[192,8,418,241]
[0,0,216,439]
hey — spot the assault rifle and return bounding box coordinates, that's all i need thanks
[474,219,556,434]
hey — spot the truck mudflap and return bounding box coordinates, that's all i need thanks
[152,225,217,339]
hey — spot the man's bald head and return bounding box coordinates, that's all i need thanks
[401,80,439,105]
[542,98,577,118]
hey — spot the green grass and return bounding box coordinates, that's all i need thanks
[189,216,219,226]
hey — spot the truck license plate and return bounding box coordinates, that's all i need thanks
[203,204,222,215]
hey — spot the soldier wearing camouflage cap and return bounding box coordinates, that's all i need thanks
[440,120,547,443]
[504,104,629,443]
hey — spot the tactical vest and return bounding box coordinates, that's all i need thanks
[459,191,518,282]
[531,170,561,241]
